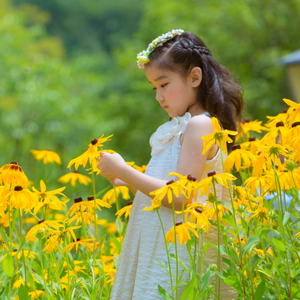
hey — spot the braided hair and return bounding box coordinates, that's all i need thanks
[148,32,243,150]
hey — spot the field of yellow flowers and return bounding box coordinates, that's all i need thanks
[1,98,300,300]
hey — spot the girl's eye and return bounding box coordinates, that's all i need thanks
[161,83,168,88]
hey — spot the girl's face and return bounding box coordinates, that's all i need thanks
[145,64,202,118]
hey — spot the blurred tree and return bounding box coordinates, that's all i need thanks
[11,0,145,54]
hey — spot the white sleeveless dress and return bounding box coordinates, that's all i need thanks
[110,112,237,300]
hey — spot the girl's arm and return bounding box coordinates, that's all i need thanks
[98,115,217,210]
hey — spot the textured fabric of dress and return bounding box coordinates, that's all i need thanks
[110,112,237,300]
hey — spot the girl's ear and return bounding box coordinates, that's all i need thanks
[189,67,202,88]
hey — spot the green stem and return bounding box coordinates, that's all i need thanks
[18,209,27,284]
[64,237,71,299]
[92,171,98,259]
[157,210,174,299]
[171,194,179,300]
[39,239,49,300]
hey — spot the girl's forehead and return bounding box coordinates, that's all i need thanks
[145,65,173,83]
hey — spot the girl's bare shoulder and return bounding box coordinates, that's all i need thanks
[185,114,214,137]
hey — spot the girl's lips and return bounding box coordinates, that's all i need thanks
[161,105,168,110]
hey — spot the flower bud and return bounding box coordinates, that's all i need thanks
[209,264,217,271]
[35,228,46,239]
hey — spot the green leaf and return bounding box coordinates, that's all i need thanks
[254,279,265,300]
[242,236,260,256]
[241,217,248,235]
[110,234,122,254]
[157,285,172,300]
[180,276,197,300]
[15,237,26,258]
[273,237,285,252]
[216,201,233,214]
[18,285,30,300]
[222,214,238,232]
[283,211,290,226]
[200,271,211,290]
[290,217,300,228]
[3,254,14,277]
[0,228,11,252]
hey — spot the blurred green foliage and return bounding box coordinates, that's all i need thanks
[1,0,300,196]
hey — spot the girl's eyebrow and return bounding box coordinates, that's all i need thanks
[148,75,168,83]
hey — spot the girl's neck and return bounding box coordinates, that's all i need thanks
[187,102,207,117]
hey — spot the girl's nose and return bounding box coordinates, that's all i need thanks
[156,91,163,102]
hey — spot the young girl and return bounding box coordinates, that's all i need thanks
[97,30,243,299]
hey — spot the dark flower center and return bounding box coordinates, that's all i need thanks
[249,137,256,142]
[187,174,196,181]
[207,171,216,177]
[74,197,83,203]
[175,221,183,226]
[72,171,79,174]
[91,138,98,145]
[166,180,175,185]
[195,207,203,213]
[38,219,45,224]
[87,196,94,201]
[10,161,18,165]
[14,186,23,191]
[292,121,300,128]
[276,121,284,127]
[282,108,288,113]
[127,201,133,206]
[231,144,241,151]
[243,119,250,123]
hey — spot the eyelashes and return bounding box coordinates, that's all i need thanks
[152,83,168,91]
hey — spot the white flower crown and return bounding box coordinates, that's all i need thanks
[136,29,184,69]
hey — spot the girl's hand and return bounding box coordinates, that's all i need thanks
[97,152,127,179]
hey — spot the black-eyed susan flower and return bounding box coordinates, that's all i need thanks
[238,119,267,137]
[0,161,28,187]
[58,171,92,187]
[184,203,211,232]
[202,117,238,155]
[115,201,133,219]
[102,186,130,205]
[67,135,112,170]
[63,237,95,253]
[5,186,37,214]
[197,171,236,197]
[26,219,63,242]
[44,223,81,254]
[32,180,68,214]
[282,98,300,124]
[244,175,271,195]
[30,149,62,165]
[206,203,229,222]
[149,180,186,204]
[86,195,111,212]
[240,137,260,155]
[249,205,270,225]
[224,144,257,173]
[165,221,199,246]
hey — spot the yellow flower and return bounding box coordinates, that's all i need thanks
[282,98,300,124]
[224,144,257,172]
[30,149,62,165]
[32,180,68,215]
[249,206,270,225]
[44,223,81,254]
[0,213,9,228]
[29,290,45,300]
[239,119,267,135]
[295,232,300,239]
[184,203,211,232]
[197,171,236,197]
[165,221,199,246]
[102,186,130,205]
[202,117,238,155]
[0,161,28,187]
[240,137,260,155]
[149,180,186,204]
[63,237,95,253]
[115,201,133,219]
[26,219,63,242]
[206,203,228,222]
[244,175,271,195]
[58,171,92,187]
[67,135,112,170]
[4,186,37,214]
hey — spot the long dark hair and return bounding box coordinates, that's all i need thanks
[148,31,244,150]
